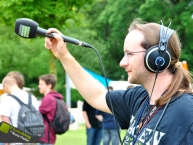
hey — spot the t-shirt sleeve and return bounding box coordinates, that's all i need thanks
[82,100,87,111]
[0,96,14,117]
[95,110,101,115]
[106,86,147,129]
[31,95,39,110]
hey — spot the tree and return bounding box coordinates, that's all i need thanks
[0,0,93,77]
[81,0,145,80]
[1,0,193,100]
[82,0,193,81]
[138,0,193,72]
[0,0,94,101]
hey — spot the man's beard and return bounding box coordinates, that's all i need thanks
[128,67,149,85]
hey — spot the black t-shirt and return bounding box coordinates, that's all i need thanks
[106,86,193,145]
[82,100,101,129]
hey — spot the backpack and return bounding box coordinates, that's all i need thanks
[10,93,44,137]
[44,96,70,135]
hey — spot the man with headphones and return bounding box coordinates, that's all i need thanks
[44,18,193,145]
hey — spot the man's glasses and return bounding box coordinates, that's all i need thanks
[124,50,147,58]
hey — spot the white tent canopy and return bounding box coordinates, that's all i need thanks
[69,79,139,90]
[109,81,139,90]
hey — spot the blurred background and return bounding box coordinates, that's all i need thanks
[0,0,193,107]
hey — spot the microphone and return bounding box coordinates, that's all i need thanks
[14,18,92,48]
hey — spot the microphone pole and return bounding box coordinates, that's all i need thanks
[14,18,92,48]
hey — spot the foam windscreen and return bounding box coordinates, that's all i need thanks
[15,18,39,38]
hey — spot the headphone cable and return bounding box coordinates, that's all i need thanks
[88,45,123,144]
[150,98,171,145]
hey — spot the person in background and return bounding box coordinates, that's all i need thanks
[38,74,63,145]
[82,100,102,145]
[0,71,38,145]
[95,86,120,145]
[0,93,7,122]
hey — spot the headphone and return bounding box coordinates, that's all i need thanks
[144,24,174,73]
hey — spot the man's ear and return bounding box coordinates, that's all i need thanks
[48,84,53,90]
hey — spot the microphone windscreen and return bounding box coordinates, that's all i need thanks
[15,18,39,38]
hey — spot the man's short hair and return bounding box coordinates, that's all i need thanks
[107,86,113,90]
[39,74,57,89]
[6,71,24,89]
[2,76,17,86]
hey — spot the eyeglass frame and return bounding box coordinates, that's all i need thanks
[124,50,147,58]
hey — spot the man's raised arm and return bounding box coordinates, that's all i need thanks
[44,28,111,113]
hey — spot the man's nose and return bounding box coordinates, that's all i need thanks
[119,55,129,68]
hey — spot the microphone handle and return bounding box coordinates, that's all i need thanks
[37,27,82,46]
[36,27,92,48]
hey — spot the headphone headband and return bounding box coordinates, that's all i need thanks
[159,25,174,52]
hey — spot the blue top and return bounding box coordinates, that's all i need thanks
[106,86,193,145]
[95,110,119,130]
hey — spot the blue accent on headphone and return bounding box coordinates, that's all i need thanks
[155,57,165,66]
[160,46,165,51]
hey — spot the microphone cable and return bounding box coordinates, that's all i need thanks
[87,45,123,145]
[150,98,171,145]
[132,61,161,145]
[144,59,170,145]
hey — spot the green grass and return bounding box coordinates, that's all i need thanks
[55,125,86,145]
[55,124,127,145]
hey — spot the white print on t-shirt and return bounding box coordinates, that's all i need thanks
[124,115,165,145]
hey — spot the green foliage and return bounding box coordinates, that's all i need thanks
[0,0,94,103]
[0,26,49,80]
[0,0,93,28]
[80,0,142,80]
[138,0,193,71]
[70,89,84,107]
[1,0,193,104]
[82,0,193,78]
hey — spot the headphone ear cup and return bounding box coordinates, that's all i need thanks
[144,45,171,73]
